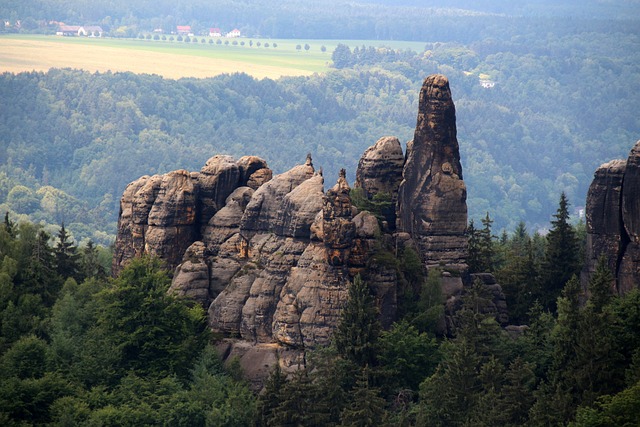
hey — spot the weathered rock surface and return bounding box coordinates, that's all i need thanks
[112,155,272,275]
[583,140,640,294]
[169,241,210,305]
[396,74,468,271]
[355,136,404,229]
[323,169,356,267]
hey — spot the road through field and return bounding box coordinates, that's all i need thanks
[0,36,324,79]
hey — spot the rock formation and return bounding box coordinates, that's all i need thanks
[112,75,511,381]
[583,140,640,294]
[396,74,468,272]
[112,155,272,276]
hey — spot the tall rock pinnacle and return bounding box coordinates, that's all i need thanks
[396,74,468,270]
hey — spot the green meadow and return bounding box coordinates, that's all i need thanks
[0,34,427,79]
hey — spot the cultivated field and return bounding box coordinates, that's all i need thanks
[0,35,426,80]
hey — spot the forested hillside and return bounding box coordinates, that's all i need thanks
[1,21,640,243]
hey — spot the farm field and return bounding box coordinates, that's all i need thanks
[0,35,427,79]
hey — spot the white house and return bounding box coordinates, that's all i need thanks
[209,28,222,37]
[226,28,241,38]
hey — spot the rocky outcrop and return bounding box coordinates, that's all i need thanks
[323,169,356,266]
[354,136,404,229]
[113,75,511,357]
[583,140,640,294]
[396,74,468,272]
[112,156,272,276]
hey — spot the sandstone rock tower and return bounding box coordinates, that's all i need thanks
[583,140,640,294]
[397,74,468,271]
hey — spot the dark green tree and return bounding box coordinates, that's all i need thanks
[257,362,288,427]
[54,223,80,281]
[339,367,387,427]
[540,192,580,313]
[334,274,381,368]
[466,219,482,273]
[93,256,209,381]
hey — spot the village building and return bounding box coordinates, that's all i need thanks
[226,28,241,38]
[56,24,103,37]
[176,25,191,35]
[209,28,222,37]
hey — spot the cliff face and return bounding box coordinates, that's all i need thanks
[583,140,640,294]
[113,75,507,358]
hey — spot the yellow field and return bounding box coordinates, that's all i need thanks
[0,36,326,79]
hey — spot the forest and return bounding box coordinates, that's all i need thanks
[1,20,640,244]
[1,195,639,425]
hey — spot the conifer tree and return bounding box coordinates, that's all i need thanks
[466,220,482,273]
[480,212,496,272]
[339,367,387,427]
[54,223,80,281]
[334,274,380,368]
[257,362,288,427]
[540,192,580,313]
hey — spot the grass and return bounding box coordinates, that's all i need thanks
[0,34,427,80]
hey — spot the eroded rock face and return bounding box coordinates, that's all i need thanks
[112,156,272,275]
[583,140,640,294]
[323,169,356,266]
[396,74,468,271]
[355,136,404,229]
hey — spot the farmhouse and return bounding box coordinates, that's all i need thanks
[227,29,241,38]
[176,25,191,35]
[56,25,103,37]
[209,28,222,37]
[57,25,80,36]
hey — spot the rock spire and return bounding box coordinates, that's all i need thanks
[396,74,468,271]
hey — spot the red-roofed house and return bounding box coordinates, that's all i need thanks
[209,28,222,37]
[176,25,191,35]
[227,28,241,38]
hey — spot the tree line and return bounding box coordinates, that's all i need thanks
[1,190,639,425]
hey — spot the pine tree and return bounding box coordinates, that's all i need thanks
[480,212,496,272]
[466,220,482,273]
[80,240,106,280]
[540,192,580,313]
[54,223,80,281]
[257,362,288,427]
[339,367,387,427]
[334,274,380,368]
[587,255,614,313]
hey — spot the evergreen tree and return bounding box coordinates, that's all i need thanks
[466,220,482,273]
[587,255,614,313]
[480,212,496,272]
[269,368,314,426]
[334,274,380,368]
[79,240,106,280]
[540,192,580,313]
[257,362,288,427]
[339,368,387,427]
[54,223,80,281]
